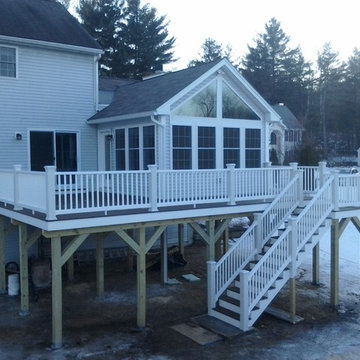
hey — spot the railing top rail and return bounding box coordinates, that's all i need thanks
[55,170,149,176]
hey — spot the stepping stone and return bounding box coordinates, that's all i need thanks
[166,278,181,285]
[171,323,222,345]
[182,274,201,282]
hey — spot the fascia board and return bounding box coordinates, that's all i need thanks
[87,111,154,124]
[0,35,103,55]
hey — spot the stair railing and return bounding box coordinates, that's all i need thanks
[207,172,301,310]
[239,176,334,330]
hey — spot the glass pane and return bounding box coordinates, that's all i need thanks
[0,47,16,78]
[246,129,261,148]
[30,131,54,171]
[143,126,155,147]
[198,149,215,169]
[174,81,217,117]
[223,82,260,120]
[143,149,155,169]
[129,149,139,170]
[115,129,125,149]
[246,149,261,168]
[116,150,125,170]
[173,149,192,169]
[56,133,77,172]
[173,126,191,147]
[223,128,240,148]
[129,127,139,148]
[198,127,215,148]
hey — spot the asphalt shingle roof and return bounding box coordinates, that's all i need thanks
[89,59,223,121]
[272,104,303,130]
[0,0,101,50]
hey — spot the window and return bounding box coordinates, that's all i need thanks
[224,128,240,167]
[143,125,155,169]
[174,81,217,118]
[0,46,16,78]
[172,125,192,169]
[198,127,215,169]
[245,129,261,168]
[222,82,259,120]
[128,128,140,170]
[270,132,277,145]
[115,129,125,170]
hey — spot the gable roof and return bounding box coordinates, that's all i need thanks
[89,59,223,122]
[99,77,139,92]
[272,104,303,130]
[0,0,101,51]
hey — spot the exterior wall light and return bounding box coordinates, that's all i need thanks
[15,132,22,141]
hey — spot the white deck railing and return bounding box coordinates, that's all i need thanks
[207,173,301,310]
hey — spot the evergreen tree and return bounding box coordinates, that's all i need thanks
[188,38,232,67]
[120,0,175,78]
[77,0,125,75]
[241,18,312,117]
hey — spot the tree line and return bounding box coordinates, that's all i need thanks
[76,1,360,161]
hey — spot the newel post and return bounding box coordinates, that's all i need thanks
[45,166,57,221]
[297,169,304,206]
[207,261,216,312]
[226,163,236,205]
[331,171,339,211]
[289,217,298,278]
[318,161,327,187]
[13,165,23,210]
[254,213,263,252]
[148,165,158,212]
[239,270,249,331]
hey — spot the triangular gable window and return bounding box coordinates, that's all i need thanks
[222,82,260,120]
[174,81,216,118]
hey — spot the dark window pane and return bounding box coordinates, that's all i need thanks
[56,133,77,172]
[116,150,125,170]
[115,129,125,148]
[198,127,215,148]
[173,125,191,147]
[173,149,192,169]
[246,150,261,168]
[143,126,154,147]
[129,127,139,148]
[223,128,240,148]
[129,149,139,170]
[143,149,155,169]
[224,149,240,167]
[198,149,216,169]
[0,46,16,78]
[246,129,261,148]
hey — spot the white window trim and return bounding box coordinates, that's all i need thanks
[0,44,18,80]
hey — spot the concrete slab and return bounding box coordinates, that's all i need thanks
[182,274,201,282]
[171,323,222,345]
[265,306,304,324]
[166,278,181,285]
[191,314,244,338]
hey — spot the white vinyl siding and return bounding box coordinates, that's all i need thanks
[0,45,97,170]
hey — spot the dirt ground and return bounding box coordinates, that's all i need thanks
[1,241,360,360]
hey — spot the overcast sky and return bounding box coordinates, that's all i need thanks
[71,0,360,71]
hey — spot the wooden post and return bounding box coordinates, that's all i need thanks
[161,231,168,285]
[312,243,320,285]
[223,226,229,255]
[19,223,29,316]
[207,220,215,261]
[289,278,296,322]
[51,236,63,349]
[178,223,185,256]
[96,234,105,297]
[330,219,340,308]
[67,254,74,281]
[137,228,146,328]
[0,217,5,294]
[215,220,221,260]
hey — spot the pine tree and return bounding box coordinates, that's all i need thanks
[120,0,175,78]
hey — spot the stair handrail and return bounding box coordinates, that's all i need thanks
[241,176,334,329]
[209,173,301,307]
[295,176,333,251]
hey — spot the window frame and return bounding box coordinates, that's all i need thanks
[0,45,18,79]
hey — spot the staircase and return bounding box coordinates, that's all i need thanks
[207,173,334,331]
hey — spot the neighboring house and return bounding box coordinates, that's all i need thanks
[0,0,102,172]
[90,58,281,173]
[270,104,304,164]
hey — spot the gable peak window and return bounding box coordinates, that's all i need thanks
[0,46,16,78]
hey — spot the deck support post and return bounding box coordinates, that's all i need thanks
[330,219,340,308]
[51,236,63,349]
[161,230,168,285]
[67,255,74,281]
[312,243,320,285]
[207,220,215,261]
[96,234,105,297]
[0,217,5,294]
[223,226,229,255]
[178,223,185,256]
[289,278,296,322]
[19,223,29,316]
[137,228,146,328]
[215,220,221,260]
